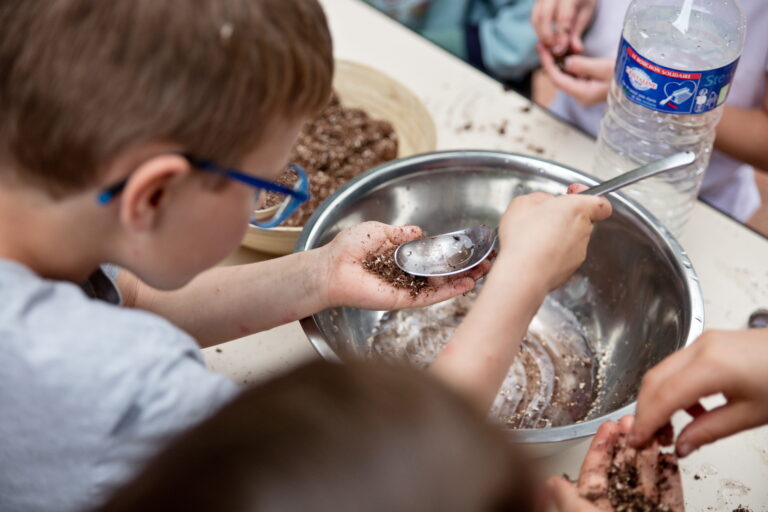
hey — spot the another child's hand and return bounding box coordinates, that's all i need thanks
[496,189,611,294]
[548,420,616,511]
[630,329,768,457]
[321,222,490,311]
[536,44,614,106]
[549,416,684,511]
[532,0,597,55]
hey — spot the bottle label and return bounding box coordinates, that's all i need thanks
[616,38,739,115]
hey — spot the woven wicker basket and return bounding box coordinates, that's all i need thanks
[241,60,437,255]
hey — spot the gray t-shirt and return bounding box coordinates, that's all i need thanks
[0,260,239,512]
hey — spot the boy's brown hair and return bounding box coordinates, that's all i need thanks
[0,0,333,196]
[97,360,535,512]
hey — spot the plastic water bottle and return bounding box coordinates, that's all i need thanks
[593,0,746,236]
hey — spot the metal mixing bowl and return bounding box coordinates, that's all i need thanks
[296,151,704,452]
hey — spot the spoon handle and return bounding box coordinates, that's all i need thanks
[580,151,697,197]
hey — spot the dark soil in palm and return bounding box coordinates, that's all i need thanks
[362,248,427,297]
[591,434,681,512]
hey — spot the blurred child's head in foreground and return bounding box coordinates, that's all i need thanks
[97,360,535,512]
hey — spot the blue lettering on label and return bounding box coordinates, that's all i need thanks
[615,38,740,115]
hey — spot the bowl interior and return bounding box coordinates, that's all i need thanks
[297,151,703,443]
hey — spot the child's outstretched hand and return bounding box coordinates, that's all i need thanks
[320,222,491,311]
[630,328,768,457]
[496,189,611,294]
[548,416,684,511]
[548,421,617,512]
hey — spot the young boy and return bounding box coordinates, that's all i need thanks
[0,1,609,511]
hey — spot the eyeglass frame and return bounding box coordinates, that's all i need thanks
[96,153,310,229]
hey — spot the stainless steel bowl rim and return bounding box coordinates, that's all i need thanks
[295,150,705,444]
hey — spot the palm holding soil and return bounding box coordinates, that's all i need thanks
[322,222,490,311]
[549,416,684,512]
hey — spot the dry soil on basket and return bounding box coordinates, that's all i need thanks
[267,93,397,226]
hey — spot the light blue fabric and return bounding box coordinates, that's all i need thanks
[471,0,539,80]
[0,260,239,512]
[364,0,538,80]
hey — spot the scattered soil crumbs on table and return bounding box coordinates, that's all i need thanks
[265,93,397,226]
[732,507,751,512]
[362,248,428,297]
[589,434,683,512]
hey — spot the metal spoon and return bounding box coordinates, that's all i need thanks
[394,151,696,277]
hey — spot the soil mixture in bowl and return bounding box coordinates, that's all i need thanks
[361,279,603,430]
[362,256,690,509]
[266,93,398,226]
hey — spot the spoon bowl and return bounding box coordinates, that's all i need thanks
[394,226,496,277]
[395,152,696,277]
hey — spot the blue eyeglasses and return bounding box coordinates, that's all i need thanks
[97,153,310,229]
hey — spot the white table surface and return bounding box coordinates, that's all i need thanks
[203,1,768,509]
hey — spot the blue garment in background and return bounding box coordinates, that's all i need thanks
[364,0,538,82]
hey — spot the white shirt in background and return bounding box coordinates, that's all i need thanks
[549,0,768,222]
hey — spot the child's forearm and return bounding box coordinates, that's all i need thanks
[118,249,332,347]
[716,103,768,171]
[430,255,548,411]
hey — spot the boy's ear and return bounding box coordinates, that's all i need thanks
[118,153,192,232]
